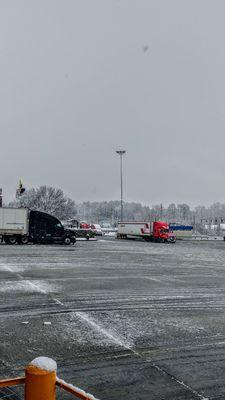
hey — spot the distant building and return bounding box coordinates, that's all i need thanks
[204,223,225,234]
[170,223,193,239]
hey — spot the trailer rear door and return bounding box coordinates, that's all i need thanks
[0,208,29,235]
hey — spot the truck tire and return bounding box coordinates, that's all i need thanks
[8,236,17,245]
[4,236,9,244]
[64,237,71,245]
[21,236,29,245]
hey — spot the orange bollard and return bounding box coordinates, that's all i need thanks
[25,357,57,400]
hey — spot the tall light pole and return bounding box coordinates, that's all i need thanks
[116,150,126,221]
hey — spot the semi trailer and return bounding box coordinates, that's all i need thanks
[0,208,76,245]
[117,221,176,243]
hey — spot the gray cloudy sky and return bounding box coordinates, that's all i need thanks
[1,0,225,207]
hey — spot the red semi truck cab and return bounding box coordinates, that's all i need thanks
[152,221,176,243]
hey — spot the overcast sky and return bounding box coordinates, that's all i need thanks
[1,0,225,207]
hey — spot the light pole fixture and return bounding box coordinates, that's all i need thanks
[116,150,126,221]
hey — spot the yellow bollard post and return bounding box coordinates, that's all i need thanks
[25,357,57,400]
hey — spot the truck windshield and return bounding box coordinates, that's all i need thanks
[161,229,169,233]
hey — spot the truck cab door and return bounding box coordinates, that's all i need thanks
[52,223,65,243]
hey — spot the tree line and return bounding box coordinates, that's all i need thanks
[8,185,225,229]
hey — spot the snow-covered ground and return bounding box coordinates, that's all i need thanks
[1,240,225,399]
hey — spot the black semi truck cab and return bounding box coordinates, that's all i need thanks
[29,210,76,245]
[0,208,76,245]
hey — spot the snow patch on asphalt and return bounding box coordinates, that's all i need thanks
[75,312,208,400]
[75,311,134,349]
[0,280,56,293]
[0,264,26,273]
[0,261,73,273]
[152,363,209,400]
[75,310,207,349]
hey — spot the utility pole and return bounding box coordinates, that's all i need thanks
[0,188,2,208]
[116,150,126,221]
[160,203,163,220]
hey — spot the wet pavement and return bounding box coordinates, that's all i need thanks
[1,239,225,399]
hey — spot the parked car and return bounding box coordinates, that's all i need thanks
[80,222,91,229]
[90,224,103,236]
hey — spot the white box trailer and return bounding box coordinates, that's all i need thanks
[0,208,29,236]
[117,221,153,238]
[117,221,176,242]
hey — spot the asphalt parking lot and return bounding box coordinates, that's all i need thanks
[1,238,225,399]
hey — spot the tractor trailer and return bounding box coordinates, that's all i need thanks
[117,221,176,243]
[0,208,76,245]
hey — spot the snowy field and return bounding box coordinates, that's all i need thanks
[1,239,225,399]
